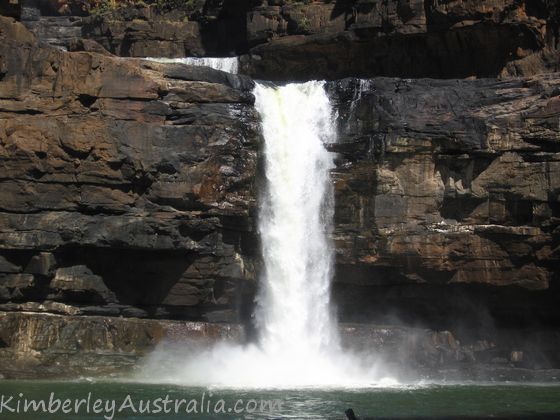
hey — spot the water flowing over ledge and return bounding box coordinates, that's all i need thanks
[137,81,394,388]
[146,57,239,74]
[254,81,338,359]
[2,13,560,391]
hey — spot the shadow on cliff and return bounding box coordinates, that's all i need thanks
[198,0,259,56]
[333,273,560,371]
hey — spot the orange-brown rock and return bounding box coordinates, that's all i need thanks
[0,16,259,323]
[15,1,560,81]
[2,5,560,378]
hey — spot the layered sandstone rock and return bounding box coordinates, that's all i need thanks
[1,310,558,379]
[78,1,254,57]
[1,2,560,378]
[0,16,259,324]
[327,77,560,338]
[0,311,243,379]
[242,0,560,80]
[15,1,560,80]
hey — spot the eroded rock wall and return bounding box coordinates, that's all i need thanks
[1,1,560,378]
[2,310,559,379]
[0,311,243,379]
[13,1,560,80]
[0,16,259,324]
[243,0,560,80]
[327,76,560,341]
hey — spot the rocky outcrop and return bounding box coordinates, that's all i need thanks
[79,1,255,57]
[0,16,259,324]
[327,76,560,340]
[16,1,255,57]
[340,324,560,380]
[14,1,560,80]
[0,311,243,379]
[242,0,560,80]
[23,16,83,50]
[1,310,558,380]
[81,8,206,57]
[1,2,560,378]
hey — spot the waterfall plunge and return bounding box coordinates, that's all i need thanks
[140,82,390,388]
[254,81,339,358]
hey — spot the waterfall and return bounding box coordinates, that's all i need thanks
[345,79,373,132]
[254,81,339,357]
[141,81,391,388]
[146,57,239,74]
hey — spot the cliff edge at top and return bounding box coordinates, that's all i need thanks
[8,0,560,81]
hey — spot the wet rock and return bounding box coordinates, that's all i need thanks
[2,2,560,378]
[327,76,559,288]
[1,311,557,380]
[23,16,82,49]
[327,75,560,346]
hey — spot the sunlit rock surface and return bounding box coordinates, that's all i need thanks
[242,0,560,80]
[12,1,560,79]
[327,77,560,357]
[328,76,560,290]
[0,1,559,378]
[0,16,259,326]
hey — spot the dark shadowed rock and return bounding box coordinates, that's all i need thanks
[79,1,255,58]
[17,1,560,81]
[241,0,560,80]
[327,76,559,290]
[326,76,560,347]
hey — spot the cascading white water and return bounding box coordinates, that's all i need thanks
[140,81,393,388]
[146,57,239,74]
[254,81,339,357]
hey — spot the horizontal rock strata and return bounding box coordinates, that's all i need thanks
[1,2,559,377]
[0,16,259,325]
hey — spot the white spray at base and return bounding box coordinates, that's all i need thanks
[138,82,395,388]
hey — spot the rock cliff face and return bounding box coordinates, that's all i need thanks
[327,77,560,348]
[1,1,560,378]
[0,311,243,379]
[0,16,259,326]
[243,0,560,80]
[14,1,560,79]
